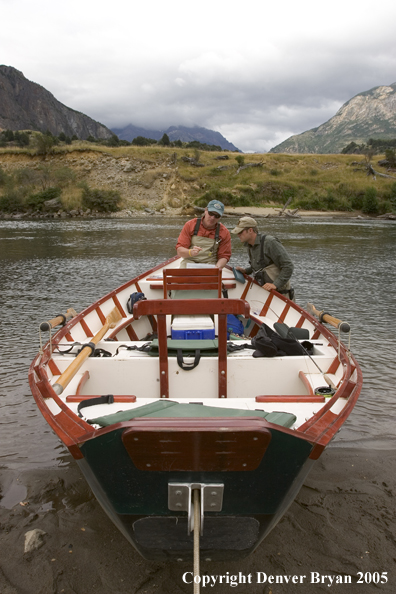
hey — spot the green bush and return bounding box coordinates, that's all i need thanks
[35,133,56,156]
[195,189,251,208]
[0,190,24,213]
[26,187,62,211]
[81,185,121,212]
[378,199,394,214]
[350,192,364,210]
[362,187,379,214]
[0,166,9,186]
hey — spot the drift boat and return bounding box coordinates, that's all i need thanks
[29,258,362,562]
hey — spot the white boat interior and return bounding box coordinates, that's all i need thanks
[40,260,356,433]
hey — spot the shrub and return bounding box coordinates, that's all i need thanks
[26,187,62,211]
[35,133,56,156]
[385,149,396,168]
[389,183,396,207]
[362,187,379,214]
[81,185,121,212]
[350,192,364,210]
[0,166,9,186]
[132,136,157,146]
[0,190,24,213]
[378,199,394,215]
[195,189,244,208]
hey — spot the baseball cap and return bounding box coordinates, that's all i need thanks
[231,216,258,234]
[207,200,224,217]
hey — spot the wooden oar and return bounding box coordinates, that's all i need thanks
[52,307,122,396]
[40,308,78,332]
[307,303,350,333]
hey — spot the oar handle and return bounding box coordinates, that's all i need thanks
[320,312,350,333]
[307,303,350,333]
[40,308,77,332]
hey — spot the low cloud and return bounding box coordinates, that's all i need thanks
[2,0,396,152]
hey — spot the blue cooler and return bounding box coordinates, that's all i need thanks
[171,315,215,340]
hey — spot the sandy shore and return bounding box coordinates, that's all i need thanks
[221,206,361,219]
[0,448,395,594]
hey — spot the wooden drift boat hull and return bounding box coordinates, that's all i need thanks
[29,257,362,561]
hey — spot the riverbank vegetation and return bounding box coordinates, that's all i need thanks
[1,139,396,217]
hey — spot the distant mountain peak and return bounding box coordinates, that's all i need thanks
[270,83,396,154]
[112,123,240,152]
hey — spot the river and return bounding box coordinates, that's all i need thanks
[1,215,395,475]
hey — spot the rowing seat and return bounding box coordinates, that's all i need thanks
[163,268,222,299]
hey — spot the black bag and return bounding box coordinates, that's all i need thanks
[251,325,278,357]
[126,292,146,314]
[251,323,313,357]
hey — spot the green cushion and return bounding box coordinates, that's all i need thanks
[151,338,218,352]
[89,401,296,428]
[171,289,219,299]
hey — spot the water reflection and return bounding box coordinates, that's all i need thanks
[1,216,395,472]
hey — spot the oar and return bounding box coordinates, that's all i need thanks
[40,308,78,332]
[52,307,122,396]
[307,303,350,333]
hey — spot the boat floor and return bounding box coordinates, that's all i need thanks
[47,338,345,430]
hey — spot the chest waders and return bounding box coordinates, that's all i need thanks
[180,218,221,268]
[249,235,293,298]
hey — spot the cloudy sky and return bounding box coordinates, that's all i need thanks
[2,0,396,152]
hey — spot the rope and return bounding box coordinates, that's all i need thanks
[193,489,200,594]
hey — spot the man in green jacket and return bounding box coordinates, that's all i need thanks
[232,216,294,299]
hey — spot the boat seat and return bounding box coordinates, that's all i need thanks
[273,322,310,340]
[88,400,297,428]
[163,268,222,299]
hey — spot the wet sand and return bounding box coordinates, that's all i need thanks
[0,448,395,594]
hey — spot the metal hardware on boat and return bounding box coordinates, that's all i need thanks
[168,483,224,535]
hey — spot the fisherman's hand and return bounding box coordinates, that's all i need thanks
[235,266,246,273]
[189,246,202,257]
[263,282,277,291]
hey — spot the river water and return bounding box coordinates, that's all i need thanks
[1,215,395,474]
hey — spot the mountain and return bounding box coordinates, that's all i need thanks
[0,65,113,140]
[270,83,396,154]
[112,123,240,151]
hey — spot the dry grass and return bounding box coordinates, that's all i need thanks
[1,145,395,214]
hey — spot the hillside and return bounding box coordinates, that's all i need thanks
[1,145,395,218]
[270,84,396,154]
[0,65,113,140]
[112,124,240,152]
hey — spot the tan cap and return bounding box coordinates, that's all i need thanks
[231,216,258,234]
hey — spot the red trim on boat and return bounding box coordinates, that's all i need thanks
[256,395,325,403]
[66,395,137,403]
[80,319,92,337]
[76,370,90,395]
[112,294,126,318]
[48,358,61,376]
[96,307,106,325]
[326,356,340,375]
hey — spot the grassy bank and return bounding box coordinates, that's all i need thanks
[1,143,396,216]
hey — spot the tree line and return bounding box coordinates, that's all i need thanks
[1,129,225,152]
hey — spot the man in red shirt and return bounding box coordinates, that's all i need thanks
[176,200,231,269]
